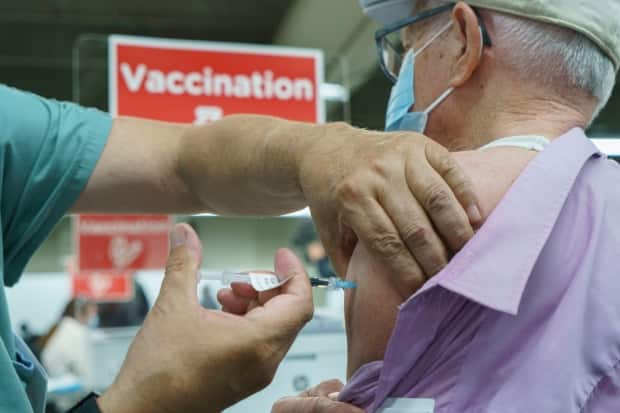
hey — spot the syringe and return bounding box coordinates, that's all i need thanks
[200,270,357,292]
[310,277,357,290]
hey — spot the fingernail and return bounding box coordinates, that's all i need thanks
[171,224,187,247]
[327,392,339,401]
[467,205,482,224]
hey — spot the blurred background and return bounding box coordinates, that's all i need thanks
[2,0,620,411]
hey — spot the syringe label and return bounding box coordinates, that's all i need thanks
[248,273,284,292]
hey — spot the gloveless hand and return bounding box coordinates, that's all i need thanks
[271,379,363,413]
[97,224,313,413]
[298,122,480,297]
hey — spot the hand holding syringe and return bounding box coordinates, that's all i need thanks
[201,270,357,292]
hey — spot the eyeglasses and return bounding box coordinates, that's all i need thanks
[374,3,492,83]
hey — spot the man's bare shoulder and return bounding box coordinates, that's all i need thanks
[453,148,537,219]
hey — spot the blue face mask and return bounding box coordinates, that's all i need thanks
[385,23,455,132]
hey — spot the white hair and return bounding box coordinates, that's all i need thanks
[483,10,616,122]
[418,1,617,122]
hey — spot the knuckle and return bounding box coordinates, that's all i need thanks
[453,227,473,248]
[427,259,447,277]
[336,178,362,203]
[367,233,405,259]
[401,271,426,295]
[400,221,430,250]
[424,184,451,215]
[453,179,473,198]
[370,159,391,177]
[439,155,459,177]
[425,138,448,158]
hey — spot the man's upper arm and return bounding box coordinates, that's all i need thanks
[71,117,199,215]
[0,85,111,285]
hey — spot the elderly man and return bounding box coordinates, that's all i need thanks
[271,0,620,412]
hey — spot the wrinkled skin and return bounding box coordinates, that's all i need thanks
[344,148,535,375]
[271,148,536,413]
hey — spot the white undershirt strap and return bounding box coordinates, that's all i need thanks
[479,135,550,152]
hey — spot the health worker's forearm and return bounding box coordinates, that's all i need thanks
[177,114,322,215]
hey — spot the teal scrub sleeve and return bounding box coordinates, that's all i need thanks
[0,84,112,286]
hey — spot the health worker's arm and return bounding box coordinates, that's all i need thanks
[73,114,482,296]
[97,224,315,413]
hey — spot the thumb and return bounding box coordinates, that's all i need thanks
[158,223,203,307]
[273,249,312,309]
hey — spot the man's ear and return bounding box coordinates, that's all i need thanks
[449,2,484,87]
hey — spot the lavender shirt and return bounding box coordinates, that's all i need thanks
[339,128,620,412]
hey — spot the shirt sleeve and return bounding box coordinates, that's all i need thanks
[0,85,112,286]
[582,363,620,412]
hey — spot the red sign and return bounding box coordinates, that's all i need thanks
[109,35,324,123]
[72,272,134,302]
[76,215,172,272]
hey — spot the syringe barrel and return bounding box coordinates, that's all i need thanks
[201,270,252,285]
[221,271,252,285]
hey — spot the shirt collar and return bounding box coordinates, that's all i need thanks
[410,128,600,315]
